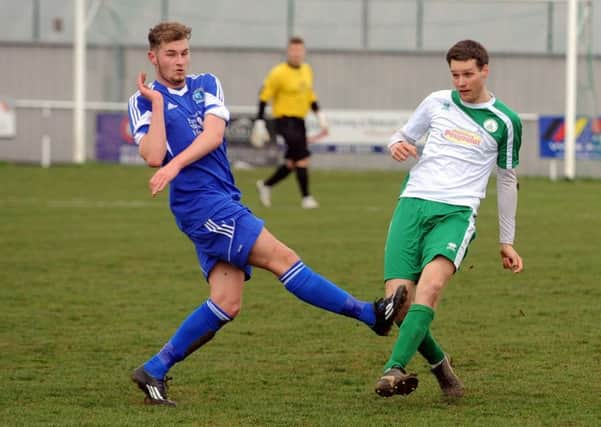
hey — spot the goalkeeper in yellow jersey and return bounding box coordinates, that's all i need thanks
[251,37,328,209]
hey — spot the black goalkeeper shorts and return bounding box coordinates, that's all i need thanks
[275,116,310,161]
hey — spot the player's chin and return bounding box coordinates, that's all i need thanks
[459,91,472,102]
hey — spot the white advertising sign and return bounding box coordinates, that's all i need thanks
[0,98,16,138]
[305,109,412,147]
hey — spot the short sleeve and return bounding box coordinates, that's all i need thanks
[128,92,152,145]
[259,66,279,102]
[497,112,522,169]
[306,64,317,104]
[201,73,230,122]
[401,93,437,143]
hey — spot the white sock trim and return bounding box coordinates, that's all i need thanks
[431,355,446,369]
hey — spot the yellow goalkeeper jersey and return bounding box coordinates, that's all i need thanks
[259,62,317,119]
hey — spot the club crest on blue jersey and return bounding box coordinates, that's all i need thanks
[192,88,205,104]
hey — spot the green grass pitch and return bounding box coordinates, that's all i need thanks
[1,163,600,426]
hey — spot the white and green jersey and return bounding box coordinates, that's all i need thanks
[396,89,522,212]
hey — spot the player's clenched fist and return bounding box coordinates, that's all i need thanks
[500,243,523,273]
[389,141,418,162]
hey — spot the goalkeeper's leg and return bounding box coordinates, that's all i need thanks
[264,164,292,187]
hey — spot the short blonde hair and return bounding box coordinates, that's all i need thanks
[148,22,191,50]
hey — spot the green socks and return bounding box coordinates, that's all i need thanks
[419,328,445,366]
[384,304,435,371]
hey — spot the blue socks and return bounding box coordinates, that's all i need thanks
[280,261,375,326]
[144,261,374,379]
[144,299,232,379]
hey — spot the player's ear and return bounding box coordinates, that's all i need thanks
[481,63,489,78]
[148,50,158,66]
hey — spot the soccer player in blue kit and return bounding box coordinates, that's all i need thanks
[128,22,405,406]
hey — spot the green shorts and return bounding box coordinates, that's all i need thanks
[384,197,476,282]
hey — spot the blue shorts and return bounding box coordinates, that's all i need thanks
[181,207,264,282]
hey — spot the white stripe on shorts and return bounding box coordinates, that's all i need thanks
[453,211,476,269]
[204,219,234,238]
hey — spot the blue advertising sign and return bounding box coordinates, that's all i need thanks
[95,113,144,164]
[539,116,601,159]
[95,111,273,164]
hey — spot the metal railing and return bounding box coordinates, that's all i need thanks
[1,0,596,54]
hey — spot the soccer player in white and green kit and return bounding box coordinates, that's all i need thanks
[374,40,524,398]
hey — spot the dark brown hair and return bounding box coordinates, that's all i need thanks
[148,22,191,50]
[288,36,305,46]
[446,39,489,69]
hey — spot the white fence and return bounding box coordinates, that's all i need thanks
[3,99,599,178]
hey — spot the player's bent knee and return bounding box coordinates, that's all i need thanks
[267,245,300,276]
[227,305,241,319]
[209,293,242,319]
[215,300,241,318]
[415,284,444,308]
[277,245,300,269]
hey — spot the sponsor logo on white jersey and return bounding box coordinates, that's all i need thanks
[443,128,482,146]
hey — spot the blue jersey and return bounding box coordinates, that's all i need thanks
[128,73,243,226]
